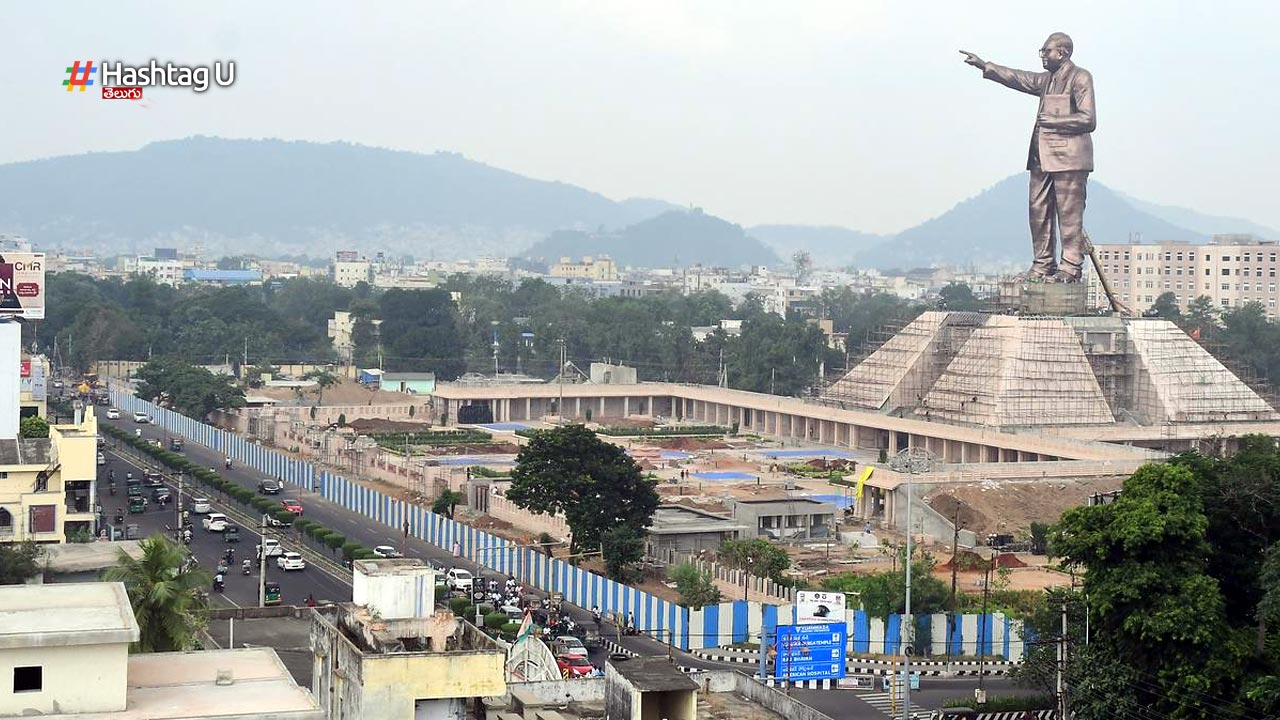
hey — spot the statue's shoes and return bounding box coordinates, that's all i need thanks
[1051,270,1082,283]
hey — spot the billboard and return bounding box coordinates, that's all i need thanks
[0,253,45,319]
[796,590,847,624]
[773,622,847,681]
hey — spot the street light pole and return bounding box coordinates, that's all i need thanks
[258,513,268,607]
[890,447,935,720]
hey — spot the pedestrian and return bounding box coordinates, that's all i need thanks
[306,594,316,607]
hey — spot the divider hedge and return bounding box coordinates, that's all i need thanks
[102,425,381,566]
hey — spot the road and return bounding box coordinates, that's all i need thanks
[102,412,1027,718]
[97,437,349,609]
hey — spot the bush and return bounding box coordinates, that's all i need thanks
[500,622,522,637]
[293,518,314,535]
[943,695,1053,712]
[484,611,509,629]
[271,508,295,524]
[352,548,377,560]
[251,497,273,513]
[448,597,471,615]
[477,603,495,616]
[324,533,346,552]
[341,541,363,560]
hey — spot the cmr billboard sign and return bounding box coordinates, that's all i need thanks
[0,253,45,320]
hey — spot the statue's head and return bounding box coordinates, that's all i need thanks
[1039,32,1073,72]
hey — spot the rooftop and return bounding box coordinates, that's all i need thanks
[732,497,834,507]
[0,437,52,466]
[381,372,437,381]
[37,648,323,720]
[610,657,700,692]
[648,505,747,536]
[0,582,139,649]
[352,557,428,576]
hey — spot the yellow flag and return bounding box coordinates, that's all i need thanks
[854,466,874,500]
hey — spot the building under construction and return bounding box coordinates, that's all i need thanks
[820,310,1278,430]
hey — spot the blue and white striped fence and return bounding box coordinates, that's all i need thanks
[110,391,1023,658]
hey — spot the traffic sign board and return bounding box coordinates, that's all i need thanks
[773,622,848,681]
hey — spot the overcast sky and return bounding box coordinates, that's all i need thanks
[3,1,1278,234]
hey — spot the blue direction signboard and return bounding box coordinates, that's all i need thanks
[773,622,847,681]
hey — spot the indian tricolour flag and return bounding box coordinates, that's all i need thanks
[515,608,534,644]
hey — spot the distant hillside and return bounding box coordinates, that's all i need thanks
[524,209,780,268]
[748,224,886,267]
[857,175,1209,269]
[0,137,676,259]
[1114,191,1279,241]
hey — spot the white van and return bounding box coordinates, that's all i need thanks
[202,513,228,532]
[257,538,283,558]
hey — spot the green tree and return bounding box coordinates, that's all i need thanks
[1148,290,1183,320]
[718,538,790,583]
[1185,294,1220,338]
[601,526,645,582]
[19,416,49,439]
[822,557,950,618]
[135,358,245,419]
[937,282,983,311]
[1051,463,1249,719]
[303,369,340,405]
[506,425,658,553]
[669,563,722,608]
[0,541,43,584]
[243,362,280,389]
[104,535,209,652]
[431,489,465,519]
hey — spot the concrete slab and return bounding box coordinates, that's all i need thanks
[206,614,315,688]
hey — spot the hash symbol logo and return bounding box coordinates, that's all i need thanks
[63,61,96,92]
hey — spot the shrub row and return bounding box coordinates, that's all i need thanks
[102,425,379,562]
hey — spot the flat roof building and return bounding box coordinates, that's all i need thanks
[0,582,321,719]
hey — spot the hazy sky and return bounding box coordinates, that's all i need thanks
[3,1,1278,234]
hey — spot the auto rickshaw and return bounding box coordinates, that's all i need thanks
[128,497,146,513]
[263,581,282,606]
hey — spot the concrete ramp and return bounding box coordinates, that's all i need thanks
[822,311,950,411]
[923,317,1115,427]
[1128,319,1278,423]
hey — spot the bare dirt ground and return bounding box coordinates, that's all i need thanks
[652,437,734,450]
[427,442,520,456]
[347,418,433,433]
[924,476,1125,537]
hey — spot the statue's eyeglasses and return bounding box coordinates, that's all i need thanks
[1039,47,1065,57]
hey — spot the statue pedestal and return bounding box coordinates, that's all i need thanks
[997,278,1089,316]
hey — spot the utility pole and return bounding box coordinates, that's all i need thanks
[949,504,962,656]
[243,336,248,370]
[977,556,991,700]
[258,513,268,607]
[890,448,934,720]
[770,368,776,395]
[557,338,565,420]
[1057,591,1068,720]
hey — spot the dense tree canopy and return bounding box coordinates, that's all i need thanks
[135,358,245,419]
[1029,442,1280,719]
[507,425,658,554]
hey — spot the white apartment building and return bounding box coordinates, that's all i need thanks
[331,251,374,288]
[1090,235,1280,316]
[135,257,185,286]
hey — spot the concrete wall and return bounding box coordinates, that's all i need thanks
[729,671,834,720]
[0,323,20,439]
[486,493,570,540]
[0,642,129,715]
[508,677,605,704]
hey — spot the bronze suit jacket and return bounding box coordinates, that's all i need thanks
[982,59,1096,173]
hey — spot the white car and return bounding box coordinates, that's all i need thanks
[96,452,106,465]
[190,498,212,514]
[202,513,228,532]
[257,538,284,558]
[106,408,120,420]
[132,411,150,423]
[277,552,306,571]
[372,545,403,558]
[553,636,588,657]
[445,568,474,592]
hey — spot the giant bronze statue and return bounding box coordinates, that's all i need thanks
[961,33,1096,283]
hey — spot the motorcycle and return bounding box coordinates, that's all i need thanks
[216,560,229,576]
[242,559,253,575]
[213,576,225,593]
[108,482,116,496]
[225,458,232,469]
[182,530,192,545]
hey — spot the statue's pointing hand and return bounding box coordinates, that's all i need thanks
[959,50,985,69]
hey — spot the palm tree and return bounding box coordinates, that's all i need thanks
[105,535,209,652]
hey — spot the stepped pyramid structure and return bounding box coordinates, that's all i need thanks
[821,312,1277,430]
[922,317,1115,427]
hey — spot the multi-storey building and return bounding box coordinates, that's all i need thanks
[549,255,618,281]
[0,407,99,544]
[1090,234,1280,316]
[332,252,374,288]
